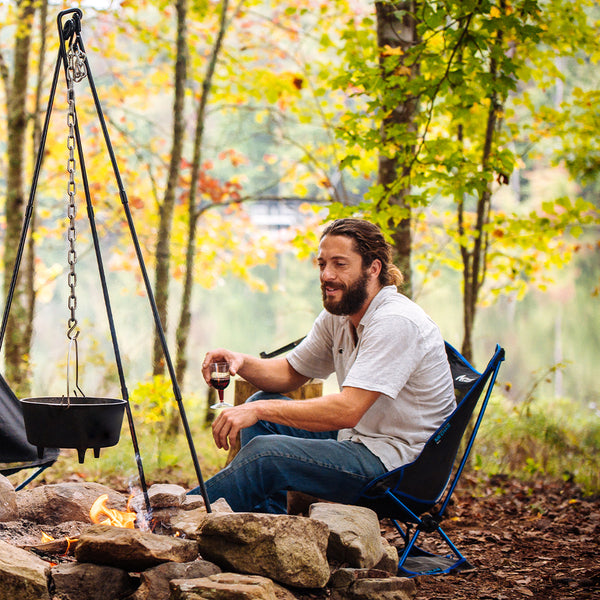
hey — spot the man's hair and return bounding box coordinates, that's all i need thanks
[320,218,404,287]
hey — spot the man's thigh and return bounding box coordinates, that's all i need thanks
[235,434,387,503]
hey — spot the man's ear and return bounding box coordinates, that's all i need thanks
[370,259,382,279]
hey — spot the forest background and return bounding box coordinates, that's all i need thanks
[0,0,599,494]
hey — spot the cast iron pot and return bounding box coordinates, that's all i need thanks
[20,396,126,463]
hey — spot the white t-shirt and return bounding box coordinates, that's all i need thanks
[287,286,455,471]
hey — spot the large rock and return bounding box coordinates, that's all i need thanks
[16,482,127,524]
[167,498,233,538]
[74,524,199,571]
[128,559,221,600]
[375,537,399,574]
[329,568,397,589]
[309,503,386,569]
[0,475,17,522]
[50,562,136,600]
[170,573,297,600]
[0,539,51,600]
[131,484,187,512]
[196,512,331,588]
[331,575,417,600]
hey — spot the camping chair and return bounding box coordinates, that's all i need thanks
[0,373,59,490]
[354,342,505,577]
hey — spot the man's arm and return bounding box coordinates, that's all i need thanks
[211,386,381,450]
[202,349,309,393]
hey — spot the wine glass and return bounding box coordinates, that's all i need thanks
[209,361,232,409]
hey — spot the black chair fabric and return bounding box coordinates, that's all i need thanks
[0,373,59,477]
[354,342,505,575]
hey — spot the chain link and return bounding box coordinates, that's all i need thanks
[65,43,87,340]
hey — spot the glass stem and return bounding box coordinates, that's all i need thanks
[218,390,224,402]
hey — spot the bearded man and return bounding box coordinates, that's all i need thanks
[192,218,455,513]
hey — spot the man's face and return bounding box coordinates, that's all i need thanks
[317,234,370,316]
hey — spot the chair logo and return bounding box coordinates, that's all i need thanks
[456,374,476,383]
[434,422,451,443]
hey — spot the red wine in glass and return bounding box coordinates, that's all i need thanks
[209,362,232,409]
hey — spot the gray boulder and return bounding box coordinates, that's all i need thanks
[16,482,127,524]
[0,475,17,522]
[128,559,222,600]
[196,512,331,588]
[74,524,199,571]
[170,572,297,600]
[51,562,136,600]
[309,503,388,569]
[0,539,51,600]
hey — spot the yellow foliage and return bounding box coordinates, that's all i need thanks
[381,45,404,57]
[394,65,412,77]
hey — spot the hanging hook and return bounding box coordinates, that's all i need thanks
[62,11,82,43]
[65,332,85,407]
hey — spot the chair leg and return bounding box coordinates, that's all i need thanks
[389,518,410,544]
[15,465,50,491]
[390,518,473,577]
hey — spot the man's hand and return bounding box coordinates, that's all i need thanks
[201,348,309,394]
[211,403,260,451]
[201,348,243,385]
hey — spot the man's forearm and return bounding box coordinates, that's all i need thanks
[237,355,309,393]
[210,386,383,450]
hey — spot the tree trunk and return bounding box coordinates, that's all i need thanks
[459,38,502,363]
[22,0,49,380]
[167,0,230,436]
[4,0,36,394]
[175,0,229,385]
[375,1,420,297]
[152,0,188,376]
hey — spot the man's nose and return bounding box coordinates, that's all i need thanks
[320,266,336,281]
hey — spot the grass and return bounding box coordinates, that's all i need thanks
[474,394,600,495]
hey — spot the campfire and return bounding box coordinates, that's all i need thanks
[35,493,139,558]
[89,494,137,529]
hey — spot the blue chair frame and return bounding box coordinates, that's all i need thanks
[354,342,505,577]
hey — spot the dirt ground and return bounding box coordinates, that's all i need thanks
[299,474,600,600]
[389,474,600,600]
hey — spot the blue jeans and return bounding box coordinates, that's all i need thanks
[190,392,387,513]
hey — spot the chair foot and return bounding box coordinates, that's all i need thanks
[399,551,474,577]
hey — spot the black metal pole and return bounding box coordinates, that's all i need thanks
[57,10,152,518]
[0,47,63,350]
[69,13,211,510]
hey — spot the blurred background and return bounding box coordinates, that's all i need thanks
[1,0,598,494]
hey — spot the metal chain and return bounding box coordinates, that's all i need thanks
[65,43,87,341]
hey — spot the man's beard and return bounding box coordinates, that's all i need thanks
[322,271,369,316]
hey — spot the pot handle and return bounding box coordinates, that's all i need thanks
[65,334,85,406]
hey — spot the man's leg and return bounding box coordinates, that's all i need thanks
[232,392,339,512]
[239,391,339,446]
[204,434,387,513]
[190,391,387,513]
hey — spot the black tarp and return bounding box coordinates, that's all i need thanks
[0,373,58,476]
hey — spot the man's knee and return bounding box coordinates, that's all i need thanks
[245,391,291,404]
[238,434,289,462]
[241,433,275,454]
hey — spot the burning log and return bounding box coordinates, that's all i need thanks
[22,534,78,557]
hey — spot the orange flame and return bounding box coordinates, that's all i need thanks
[90,494,136,529]
[41,531,54,543]
[40,531,78,554]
